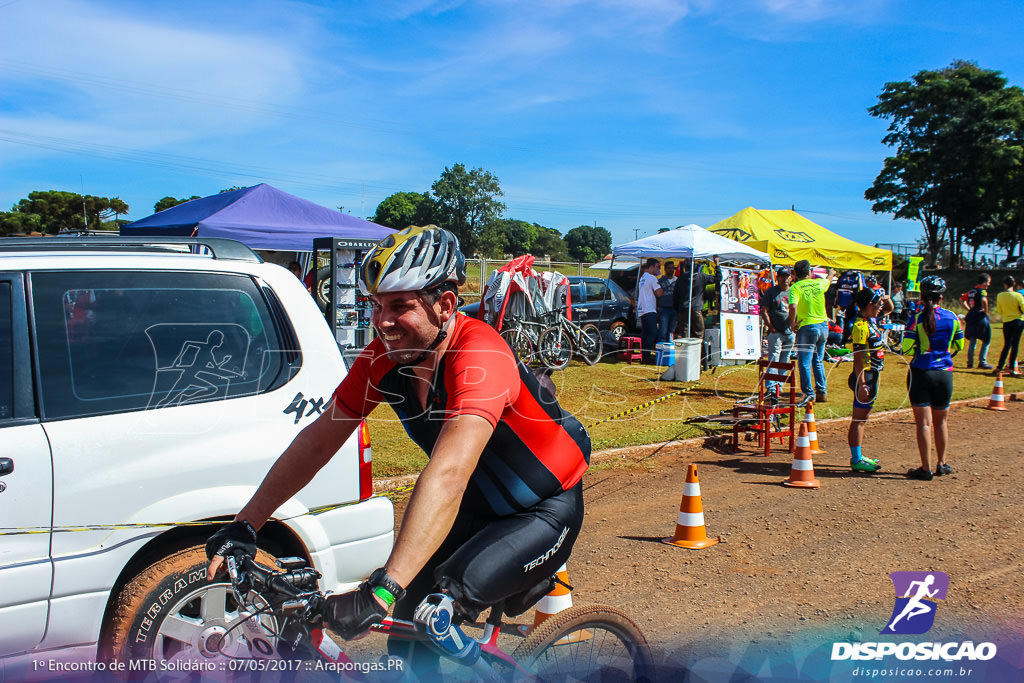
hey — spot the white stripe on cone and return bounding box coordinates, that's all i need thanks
[677,511,706,527]
[536,592,573,614]
[791,459,814,470]
[683,482,701,497]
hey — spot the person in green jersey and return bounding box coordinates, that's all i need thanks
[788,260,836,406]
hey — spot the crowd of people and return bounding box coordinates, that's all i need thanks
[753,262,1024,481]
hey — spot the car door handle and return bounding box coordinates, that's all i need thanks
[0,458,12,477]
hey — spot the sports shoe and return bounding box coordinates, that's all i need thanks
[851,458,881,472]
[979,362,994,370]
[934,463,952,476]
[906,467,933,481]
[815,391,828,403]
[966,361,974,369]
[796,393,813,407]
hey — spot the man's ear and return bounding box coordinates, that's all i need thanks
[438,289,459,321]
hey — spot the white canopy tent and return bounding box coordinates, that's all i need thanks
[610,223,771,338]
[611,223,772,263]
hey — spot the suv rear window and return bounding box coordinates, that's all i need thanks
[32,271,290,420]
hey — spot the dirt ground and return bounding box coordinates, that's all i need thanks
[387,395,1024,678]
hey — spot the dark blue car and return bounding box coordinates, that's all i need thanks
[460,275,635,342]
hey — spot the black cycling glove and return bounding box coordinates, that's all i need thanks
[325,582,388,640]
[205,520,258,561]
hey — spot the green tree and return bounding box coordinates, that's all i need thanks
[372,191,439,230]
[154,195,200,213]
[531,226,569,261]
[866,61,1024,268]
[564,225,612,263]
[430,164,506,254]
[1,190,130,234]
[491,218,539,256]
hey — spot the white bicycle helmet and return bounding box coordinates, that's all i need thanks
[359,225,466,295]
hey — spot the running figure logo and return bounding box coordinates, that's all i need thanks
[881,571,949,635]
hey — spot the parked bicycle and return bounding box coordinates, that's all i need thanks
[206,550,653,681]
[499,315,550,367]
[536,307,603,370]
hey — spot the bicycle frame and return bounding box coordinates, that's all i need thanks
[223,553,542,681]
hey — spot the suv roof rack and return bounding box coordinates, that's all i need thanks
[0,236,261,262]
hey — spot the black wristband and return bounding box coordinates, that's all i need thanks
[367,567,406,603]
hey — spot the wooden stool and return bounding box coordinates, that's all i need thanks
[618,336,643,364]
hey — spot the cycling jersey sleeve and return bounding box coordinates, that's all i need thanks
[902,312,919,356]
[950,317,965,353]
[333,341,388,419]
[851,319,869,348]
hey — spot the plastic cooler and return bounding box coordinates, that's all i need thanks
[672,339,702,381]
[655,342,675,366]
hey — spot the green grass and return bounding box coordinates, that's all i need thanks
[365,342,1006,478]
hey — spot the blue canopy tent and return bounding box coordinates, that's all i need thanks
[122,183,393,251]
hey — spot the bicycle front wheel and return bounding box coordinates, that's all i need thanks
[538,326,572,370]
[577,323,603,366]
[512,605,654,682]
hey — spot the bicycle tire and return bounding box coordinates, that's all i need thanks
[538,325,571,370]
[501,327,535,365]
[577,323,603,366]
[512,605,654,683]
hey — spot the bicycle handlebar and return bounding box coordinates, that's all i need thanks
[225,551,325,622]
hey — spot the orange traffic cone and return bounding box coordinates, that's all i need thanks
[530,563,574,629]
[783,422,821,489]
[804,402,826,455]
[986,372,1008,411]
[662,464,720,549]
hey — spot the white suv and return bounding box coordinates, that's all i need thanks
[0,237,393,674]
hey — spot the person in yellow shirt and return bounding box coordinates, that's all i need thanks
[847,287,893,472]
[788,260,836,406]
[994,275,1024,377]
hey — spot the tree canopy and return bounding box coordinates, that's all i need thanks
[154,195,200,213]
[372,191,439,230]
[430,163,506,255]
[1,190,128,235]
[564,225,612,263]
[866,60,1024,266]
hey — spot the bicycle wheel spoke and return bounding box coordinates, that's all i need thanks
[514,606,653,683]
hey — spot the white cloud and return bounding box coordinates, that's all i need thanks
[0,0,307,138]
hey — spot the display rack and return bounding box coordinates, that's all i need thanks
[313,237,379,350]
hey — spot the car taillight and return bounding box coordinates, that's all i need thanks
[357,419,373,501]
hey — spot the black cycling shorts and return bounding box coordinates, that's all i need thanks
[388,482,583,670]
[849,369,879,409]
[906,367,954,409]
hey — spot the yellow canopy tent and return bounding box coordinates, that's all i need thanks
[707,207,892,271]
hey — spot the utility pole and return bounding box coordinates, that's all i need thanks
[633,228,640,240]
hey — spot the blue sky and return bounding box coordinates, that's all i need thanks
[2,0,1023,251]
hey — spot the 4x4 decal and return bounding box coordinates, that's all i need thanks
[284,391,327,424]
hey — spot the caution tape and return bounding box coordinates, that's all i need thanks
[0,498,393,537]
[584,382,699,430]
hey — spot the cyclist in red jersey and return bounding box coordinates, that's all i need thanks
[206,225,590,676]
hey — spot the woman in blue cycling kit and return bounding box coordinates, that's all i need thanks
[902,276,964,481]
